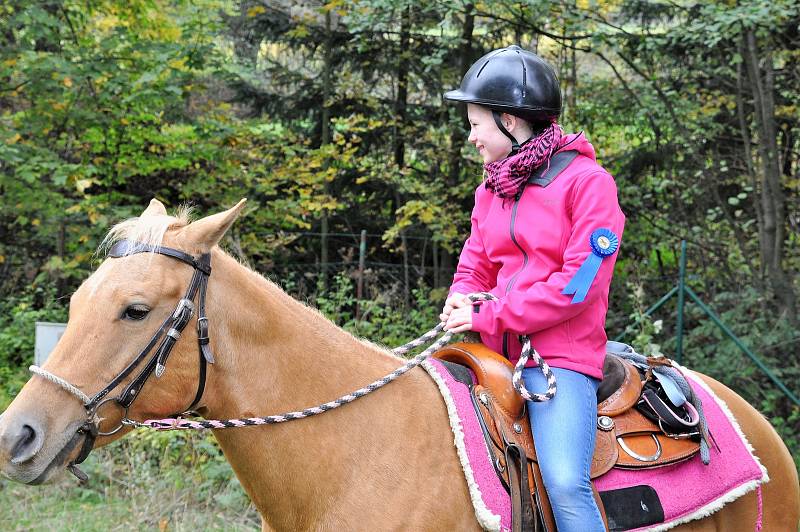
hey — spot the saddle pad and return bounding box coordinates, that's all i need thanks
[421,358,513,532]
[594,367,769,531]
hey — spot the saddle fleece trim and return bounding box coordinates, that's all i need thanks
[644,366,769,532]
[421,359,508,531]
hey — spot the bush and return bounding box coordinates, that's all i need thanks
[0,285,67,409]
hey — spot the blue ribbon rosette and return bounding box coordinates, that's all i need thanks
[561,228,619,304]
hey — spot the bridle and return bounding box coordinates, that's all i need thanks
[28,239,215,479]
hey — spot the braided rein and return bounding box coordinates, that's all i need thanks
[33,293,557,432]
[135,293,556,431]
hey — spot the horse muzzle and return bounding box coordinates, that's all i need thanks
[0,411,45,466]
[0,412,89,485]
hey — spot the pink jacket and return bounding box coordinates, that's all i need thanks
[449,133,625,380]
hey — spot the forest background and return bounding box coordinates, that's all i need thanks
[1,0,798,529]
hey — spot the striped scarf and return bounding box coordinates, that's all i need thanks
[484,122,565,200]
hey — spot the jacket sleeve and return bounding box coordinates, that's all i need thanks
[449,188,501,296]
[471,171,625,335]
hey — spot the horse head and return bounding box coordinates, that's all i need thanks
[0,198,246,484]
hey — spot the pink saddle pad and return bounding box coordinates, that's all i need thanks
[421,359,768,532]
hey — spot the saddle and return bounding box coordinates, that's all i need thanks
[433,342,701,532]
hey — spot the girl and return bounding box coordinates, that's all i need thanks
[440,45,625,531]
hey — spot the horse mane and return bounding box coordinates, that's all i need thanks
[98,205,194,256]
[230,254,402,361]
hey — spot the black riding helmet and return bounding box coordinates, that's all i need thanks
[444,45,562,155]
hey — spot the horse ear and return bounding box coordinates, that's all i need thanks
[141,198,168,217]
[182,199,247,251]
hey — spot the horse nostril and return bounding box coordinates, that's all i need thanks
[10,424,42,464]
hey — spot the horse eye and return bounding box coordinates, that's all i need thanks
[122,304,151,321]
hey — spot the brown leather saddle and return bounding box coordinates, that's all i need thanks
[433,342,700,532]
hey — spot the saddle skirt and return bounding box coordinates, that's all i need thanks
[423,342,768,532]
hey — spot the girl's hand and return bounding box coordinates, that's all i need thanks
[440,293,469,323]
[444,305,473,333]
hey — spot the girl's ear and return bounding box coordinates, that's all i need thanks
[502,112,517,131]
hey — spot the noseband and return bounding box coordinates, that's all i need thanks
[29,239,215,480]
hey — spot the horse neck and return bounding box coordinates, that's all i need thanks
[201,252,402,414]
[199,251,410,516]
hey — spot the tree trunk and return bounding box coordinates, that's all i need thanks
[742,30,797,324]
[446,3,475,190]
[394,5,411,306]
[232,0,261,67]
[394,5,410,169]
[442,4,475,287]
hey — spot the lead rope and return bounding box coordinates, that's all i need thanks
[133,293,556,431]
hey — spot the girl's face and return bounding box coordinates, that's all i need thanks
[467,104,512,164]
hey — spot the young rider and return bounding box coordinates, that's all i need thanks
[440,45,625,531]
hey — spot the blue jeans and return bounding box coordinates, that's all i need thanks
[523,366,604,532]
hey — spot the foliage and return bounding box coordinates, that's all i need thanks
[316,271,444,347]
[0,286,67,409]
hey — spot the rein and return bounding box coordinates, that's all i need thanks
[28,241,556,476]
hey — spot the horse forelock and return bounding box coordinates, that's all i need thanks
[84,206,194,295]
[97,205,195,256]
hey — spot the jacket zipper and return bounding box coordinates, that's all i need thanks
[503,192,528,358]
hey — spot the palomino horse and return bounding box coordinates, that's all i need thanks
[0,200,797,531]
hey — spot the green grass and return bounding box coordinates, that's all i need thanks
[0,435,260,531]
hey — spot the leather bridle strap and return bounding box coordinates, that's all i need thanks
[27,239,216,480]
[31,239,215,429]
[115,267,203,409]
[104,240,213,414]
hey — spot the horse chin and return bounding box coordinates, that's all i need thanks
[1,420,88,486]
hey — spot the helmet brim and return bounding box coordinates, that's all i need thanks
[443,90,559,116]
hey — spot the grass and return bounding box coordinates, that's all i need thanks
[0,434,260,531]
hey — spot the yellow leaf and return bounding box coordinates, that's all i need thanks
[168,58,186,70]
[247,5,265,16]
[63,77,73,88]
[76,179,94,193]
[0,255,5,264]
[7,133,20,144]
[31,218,40,226]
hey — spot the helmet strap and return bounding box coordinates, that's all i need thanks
[492,110,521,156]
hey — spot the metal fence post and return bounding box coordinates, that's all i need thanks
[675,240,687,364]
[356,230,366,320]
